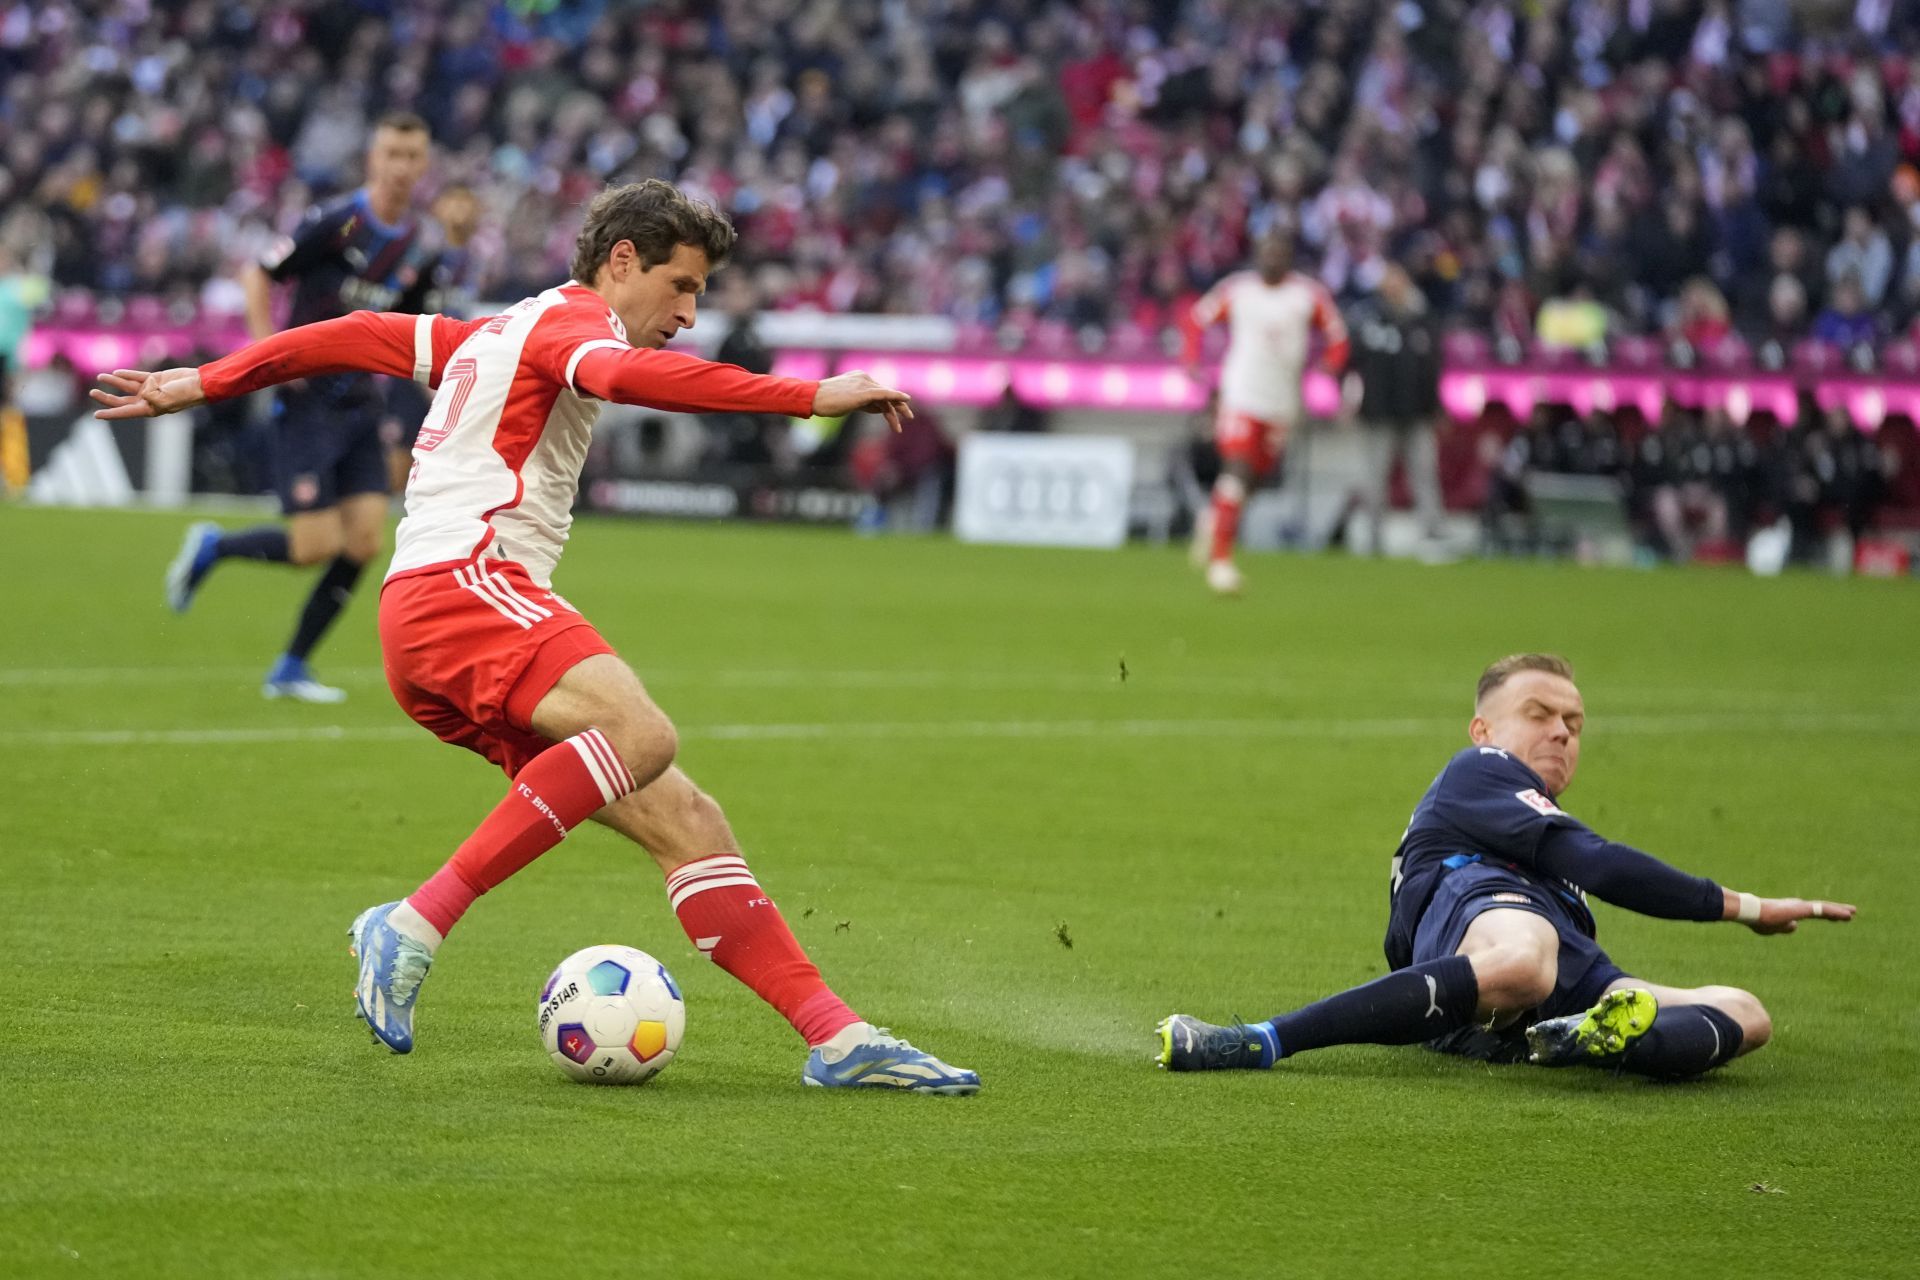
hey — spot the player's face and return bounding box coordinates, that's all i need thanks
[607,242,709,348]
[1469,671,1584,795]
[434,190,478,242]
[367,127,430,202]
[1256,238,1293,281]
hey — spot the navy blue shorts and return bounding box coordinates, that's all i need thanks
[272,384,388,515]
[1412,861,1627,1059]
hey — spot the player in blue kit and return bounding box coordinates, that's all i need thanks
[1157,654,1856,1079]
[164,112,432,702]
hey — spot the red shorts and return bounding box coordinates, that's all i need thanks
[379,559,616,778]
[1215,408,1288,476]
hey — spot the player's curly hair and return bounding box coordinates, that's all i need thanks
[1476,653,1575,706]
[571,180,736,284]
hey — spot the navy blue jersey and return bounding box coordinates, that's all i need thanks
[395,243,476,319]
[261,190,423,404]
[1385,746,1597,969]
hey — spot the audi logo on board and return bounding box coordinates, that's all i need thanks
[955,434,1135,549]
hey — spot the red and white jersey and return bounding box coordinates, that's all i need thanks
[1191,271,1346,423]
[197,284,819,591]
[393,284,629,587]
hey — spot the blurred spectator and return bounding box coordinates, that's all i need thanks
[1536,284,1609,352]
[0,243,48,494]
[980,386,1049,435]
[1675,278,1734,349]
[851,408,954,533]
[1650,410,1732,561]
[1754,274,1812,352]
[1824,206,1895,309]
[1785,406,1887,557]
[707,273,790,470]
[1734,229,1819,335]
[1701,408,1774,542]
[5,0,1920,350]
[1813,272,1883,348]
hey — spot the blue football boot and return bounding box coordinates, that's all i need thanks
[348,902,434,1054]
[802,1024,980,1095]
[165,521,222,613]
[263,654,347,703]
[1155,1014,1278,1071]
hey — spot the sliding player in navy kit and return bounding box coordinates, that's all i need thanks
[1157,654,1856,1079]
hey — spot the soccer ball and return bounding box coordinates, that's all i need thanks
[537,944,686,1084]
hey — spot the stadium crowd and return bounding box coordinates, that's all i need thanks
[3,0,1920,345]
[4,0,1920,563]
[1476,400,1919,564]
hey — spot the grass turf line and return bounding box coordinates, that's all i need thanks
[1,504,1915,1278]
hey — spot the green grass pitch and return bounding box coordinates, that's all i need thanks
[2,503,1916,1278]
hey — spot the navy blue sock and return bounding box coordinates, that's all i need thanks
[1618,1004,1744,1079]
[1266,955,1480,1060]
[213,525,290,564]
[285,555,367,663]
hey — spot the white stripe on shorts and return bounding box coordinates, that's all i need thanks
[483,566,553,622]
[459,565,548,625]
[454,565,535,629]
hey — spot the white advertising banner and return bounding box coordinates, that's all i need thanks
[954,433,1135,549]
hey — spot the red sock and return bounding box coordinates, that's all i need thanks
[666,855,860,1046]
[1209,486,1243,563]
[408,729,636,936]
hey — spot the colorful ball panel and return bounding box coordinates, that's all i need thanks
[630,1019,669,1062]
[585,959,630,996]
[555,1023,594,1065]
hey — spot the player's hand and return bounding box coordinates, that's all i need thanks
[1744,897,1857,935]
[814,371,913,433]
[90,368,207,419]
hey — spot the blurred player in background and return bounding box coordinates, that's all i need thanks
[94,179,980,1095]
[385,183,481,494]
[1345,262,1445,556]
[164,111,432,703]
[1183,232,1349,595]
[1157,654,1854,1079]
[0,244,51,495]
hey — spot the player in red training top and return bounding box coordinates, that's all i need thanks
[92,180,979,1094]
[1183,233,1349,595]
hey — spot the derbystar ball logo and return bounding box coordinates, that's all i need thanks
[1515,788,1564,817]
[538,981,579,1031]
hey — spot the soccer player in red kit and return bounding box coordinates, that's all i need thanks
[92,180,979,1094]
[1183,233,1349,595]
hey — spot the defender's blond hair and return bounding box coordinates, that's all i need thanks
[1476,653,1575,707]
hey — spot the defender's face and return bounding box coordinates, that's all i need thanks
[605,242,709,348]
[367,126,430,201]
[1470,671,1584,795]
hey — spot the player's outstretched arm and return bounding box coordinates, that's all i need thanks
[1533,824,1857,934]
[90,311,487,419]
[1716,889,1857,935]
[572,348,913,431]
